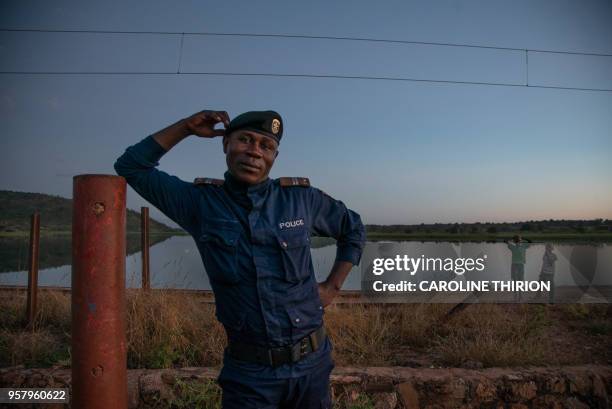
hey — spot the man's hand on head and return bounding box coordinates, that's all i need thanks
[184,110,230,138]
[151,110,231,151]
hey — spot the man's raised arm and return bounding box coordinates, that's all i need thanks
[151,110,229,150]
[113,110,230,234]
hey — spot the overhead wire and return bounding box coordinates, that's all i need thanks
[1,28,611,92]
[2,28,612,56]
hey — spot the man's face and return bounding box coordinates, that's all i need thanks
[224,130,279,185]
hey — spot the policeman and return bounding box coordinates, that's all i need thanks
[114,109,365,408]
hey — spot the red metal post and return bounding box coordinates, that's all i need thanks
[26,212,40,328]
[141,206,150,290]
[72,175,127,409]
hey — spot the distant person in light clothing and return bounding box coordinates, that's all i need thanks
[506,235,532,302]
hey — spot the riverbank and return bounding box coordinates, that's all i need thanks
[3,230,611,242]
[0,230,188,238]
[366,231,612,242]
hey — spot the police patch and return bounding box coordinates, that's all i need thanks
[279,218,305,230]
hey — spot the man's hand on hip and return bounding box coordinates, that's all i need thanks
[318,281,340,308]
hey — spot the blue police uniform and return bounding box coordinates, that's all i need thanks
[114,134,365,408]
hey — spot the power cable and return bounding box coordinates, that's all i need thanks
[2,28,612,57]
[1,71,610,92]
[1,28,611,92]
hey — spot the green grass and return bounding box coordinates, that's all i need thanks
[168,378,222,409]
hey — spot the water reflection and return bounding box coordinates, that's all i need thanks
[0,234,173,273]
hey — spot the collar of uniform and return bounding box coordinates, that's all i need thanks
[223,171,272,195]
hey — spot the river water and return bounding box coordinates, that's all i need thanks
[1,235,610,302]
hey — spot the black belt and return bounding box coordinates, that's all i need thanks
[226,326,326,367]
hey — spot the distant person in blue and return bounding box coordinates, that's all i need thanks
[506,235,532,302]
[114,109,365,408]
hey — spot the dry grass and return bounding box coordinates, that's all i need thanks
[325,304,398,365]
[37,290,71,331]
[324,303,448,366]
[0,328,67,367]
[0,289,226,369]
[1,290,609,369]
[0,291,71,367]
[125,289,225,368]
[326,303,553,368]
[395,303,449,348]
[433,304,552,367]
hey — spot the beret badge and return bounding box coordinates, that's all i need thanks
[271,119,281,135]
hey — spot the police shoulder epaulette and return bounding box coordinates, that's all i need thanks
[193,177,224,186]
[278,177,310,187]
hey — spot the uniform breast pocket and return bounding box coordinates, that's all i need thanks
[277,229,312,283]
[199,219,242,285]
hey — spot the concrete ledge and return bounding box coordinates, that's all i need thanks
[1,365,610,408]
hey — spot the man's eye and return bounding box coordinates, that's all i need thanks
[238,135,250,143]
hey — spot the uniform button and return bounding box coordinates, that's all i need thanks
[295,317,300,323]
[318,306,323,310]
[281,241,288,248]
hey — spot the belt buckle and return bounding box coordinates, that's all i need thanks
[270,346,291,367]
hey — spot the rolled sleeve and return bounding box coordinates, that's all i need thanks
[336,243,363,265]
[310,188,366,265]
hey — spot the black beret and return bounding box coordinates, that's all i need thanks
[226,110,283,144]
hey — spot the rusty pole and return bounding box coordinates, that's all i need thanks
[141,206,150,290]
[72,175,127,409]
[26,212,40,328]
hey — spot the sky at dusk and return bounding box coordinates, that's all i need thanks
[1,1,611,226]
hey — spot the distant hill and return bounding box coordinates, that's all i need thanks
[0,190,181,234]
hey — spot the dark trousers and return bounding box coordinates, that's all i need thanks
[218,359,334,409]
